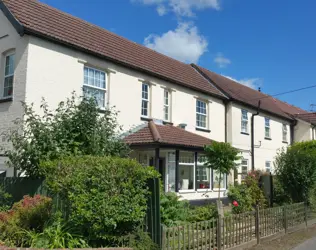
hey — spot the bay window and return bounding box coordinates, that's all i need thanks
[213,170,226,190]
[83,66,106,108]
[179,152,194,191]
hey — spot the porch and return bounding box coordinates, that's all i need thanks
[124,121,233,201]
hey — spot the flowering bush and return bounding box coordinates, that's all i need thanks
[0,195,52,247]
[228,172,267,214]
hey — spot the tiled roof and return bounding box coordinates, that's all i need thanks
[193,65,308,120]
[294,113,316,125]
[124,121,214,149]
[1,0,226,99]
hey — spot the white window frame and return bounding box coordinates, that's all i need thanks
[178,152,195,193]
[196,99,207,129]
[163,89,171,122]
[141,83,150,117]
[241,109,249,133]
[212,170,227,191]
[265,117,271,138]
[241,159,248,179]
[83,66,107,108]
[282,124,288,142]
[265,161,271,173]
[3,53,15,98]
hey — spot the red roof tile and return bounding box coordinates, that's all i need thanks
[124,121,213,148]
[295,113,316,125]
[193,65,307,120]
[2,0,226,98]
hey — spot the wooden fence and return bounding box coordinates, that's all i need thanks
[162,202,315,250]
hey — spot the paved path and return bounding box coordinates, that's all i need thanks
[292,237,316,250]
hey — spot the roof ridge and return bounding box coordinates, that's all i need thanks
[26,0,192,68]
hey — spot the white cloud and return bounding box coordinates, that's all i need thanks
[144,22,208,63]
[133,0,220,17]
[223,75,263,89]
[214,53,231,68]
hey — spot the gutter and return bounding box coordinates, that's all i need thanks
[251,101,261,171]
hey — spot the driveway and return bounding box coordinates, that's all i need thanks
[292,237,316,250]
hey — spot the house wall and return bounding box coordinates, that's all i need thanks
[25,36,226,142]
[0,11,29,176]
[227,103,290,173]
[294,119,313,142]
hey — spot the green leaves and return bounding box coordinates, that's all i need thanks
[3,94,130,177]
[274,141,316,204]
[41,156,159,246]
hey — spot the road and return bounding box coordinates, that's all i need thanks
[292,237,316,250]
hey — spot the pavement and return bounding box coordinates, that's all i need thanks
[292,237,316,250]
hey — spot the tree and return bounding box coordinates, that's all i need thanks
[274,141,316,203]
[3,94,130,177]
[204,142,241,202]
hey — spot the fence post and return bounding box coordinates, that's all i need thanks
[217,215,222,250]
[304,202,308,228]
[283,205,288,233]
[255,205,260,245]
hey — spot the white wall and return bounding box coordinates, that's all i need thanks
[294,119,313,142]
[0,11,29,176]
[26,36,226,142]
[228,103,290,173]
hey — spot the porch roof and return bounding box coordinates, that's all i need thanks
[124,121,214,149]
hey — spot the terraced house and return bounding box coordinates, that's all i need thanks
[0,0,315,201]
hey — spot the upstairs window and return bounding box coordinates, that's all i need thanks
[241,110,248,133]
[83,66,106,108]
[282,124,287,142]
[196,100,207,128]
[163,90,170,121]
[3,54,15,98]
[265,117,271,138]
[141,83,150,117]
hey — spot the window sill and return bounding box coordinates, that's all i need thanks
[140,116,152,122]
[282,141,288,144]
[0,97,13,103]
[197,189,212,192]
[264,137,272,140]
[240,132,249,135]
[178,190,196,194]
[195,127,211,133]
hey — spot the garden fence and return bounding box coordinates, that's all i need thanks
[162,202,316,250]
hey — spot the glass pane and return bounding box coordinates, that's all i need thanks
[5,54,14,76]
[141,100,148,116]
[213,171,225,189]
[164,90,169,105]
[265,118,270,126]
[164,106,169,121]
[3,76,13,97]
[167,152,176,192]
[197,166,210,189]
[179,165,194,190]
[83,86,105,108]
[265,127,270,137]
[100,72,106,89]
[179,152,194,164]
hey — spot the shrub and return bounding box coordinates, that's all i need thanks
[0,195,52,247]
[0,186,12,212]
[227,173,266,214]
[274,141,316,203]
[4,94,130,178]
[41,156,159,246]
[187,204,218,222]
[160,192,190,226]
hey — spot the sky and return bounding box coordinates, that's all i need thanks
[40,0,316,111]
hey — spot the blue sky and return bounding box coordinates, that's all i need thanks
[40,0,316,111]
